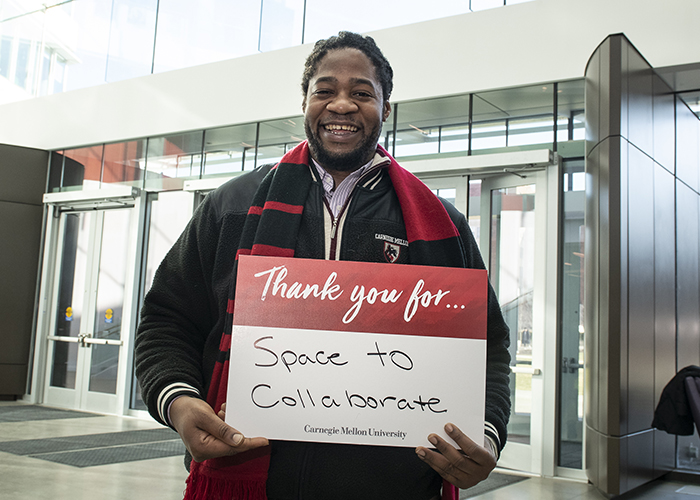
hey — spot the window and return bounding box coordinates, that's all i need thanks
[152,0,261,73]
[203,123,259,176]
[50,81,586,191]
[259,0,305,52]
[103,140,147,187]
[145,132,204,190]
[62,145,104,191]
[257,117,306,167]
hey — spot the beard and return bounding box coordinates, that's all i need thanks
[305,120,383,172]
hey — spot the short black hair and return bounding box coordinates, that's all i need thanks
[301,31,393,104]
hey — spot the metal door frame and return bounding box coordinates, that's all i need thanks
[30,186,146,416]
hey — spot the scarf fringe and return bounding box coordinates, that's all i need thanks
[185,469,267,500]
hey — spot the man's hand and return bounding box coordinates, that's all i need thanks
[415,423,497,490]
[169,397,269,463]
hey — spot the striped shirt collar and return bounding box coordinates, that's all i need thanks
[311,157,373,217]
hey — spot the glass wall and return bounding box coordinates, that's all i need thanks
[144,131,204,191]
[557,80,586,150]
[103,139,147,187]
[391,96,471,157]
[152,0,262,73]
[130,190,195,410]
[47,80,586,193]
[257,117,306,166]
[0,0,533,103]
[679,90,700,119]
[558,158,585,469]
[61,145,104,191]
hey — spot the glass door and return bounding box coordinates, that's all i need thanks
[129,190,195,412]
[44,207,136,414]
[477,170,551,474]
[419,161,569,477]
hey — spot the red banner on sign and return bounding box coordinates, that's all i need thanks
[234,255,487,339]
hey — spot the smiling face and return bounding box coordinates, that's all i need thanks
[303,48,392,174]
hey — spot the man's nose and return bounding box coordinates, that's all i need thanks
[326,93,358,114]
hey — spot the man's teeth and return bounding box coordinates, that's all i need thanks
[325,124,358,132]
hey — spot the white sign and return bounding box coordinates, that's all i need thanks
[226,256,488,448]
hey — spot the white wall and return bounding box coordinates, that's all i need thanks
[0,0,699,151]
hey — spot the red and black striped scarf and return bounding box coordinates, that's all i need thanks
[185,141,464,500]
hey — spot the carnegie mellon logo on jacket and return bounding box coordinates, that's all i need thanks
[375,233,408,263]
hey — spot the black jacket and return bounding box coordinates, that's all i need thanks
[136,163,511,500]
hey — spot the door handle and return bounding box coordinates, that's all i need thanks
[562,357,584,373]
[83,337,123,346]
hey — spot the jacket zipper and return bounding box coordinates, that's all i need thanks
[294,163,386,498]
[324,163,385,261]
[324,197,342,260]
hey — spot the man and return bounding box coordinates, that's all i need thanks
[135,31,511,500]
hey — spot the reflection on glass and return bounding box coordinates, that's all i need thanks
[394,127,439,157]
[145,132,204,190]
[678,90,700,119]
[0,37,12,80]
[394,97,468,157]
[430,187,456,207]
[303,0,473,44]
[467,179,482,250]
[48,81,587,192]
[508,116,553,147]
[89,344,120,394]
[39,48,51,96]
[51,212,91,389]
[14,39,31,88]
[62,145,104,191]
[48,151,64,193]
[558,159,585,468]
[152,0,260,73]
[259,0,304,52]
[93,210,130,341]
[59,0,111,91]
[440,188,457,205]
[204,124,259,175]
[440,124,470,153]
[53,55,66,94]
[103,140,147,187]
[89,209,130,395]
[142,191,195,293]
[490,184,536,444]
[472,121,506,151]
[104,0,158,82]
[0,0,539,101]
[556,117,570,143]
[471,0,506,11]
[557,79,585,143]
[256,144,287,167]
[132,191,194,409]
[257,117,306,169]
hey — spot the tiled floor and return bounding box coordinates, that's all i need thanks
[0,401,699,500]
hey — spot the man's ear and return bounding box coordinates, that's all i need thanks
[302,97,307,113]
[383,101,392,122]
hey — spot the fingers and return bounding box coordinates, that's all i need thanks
[444,423,494,467]
[415,423,496,489]
[170,396,269,462]
[217,402,227,421]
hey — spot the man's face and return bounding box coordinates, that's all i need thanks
[303,48,392,172]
